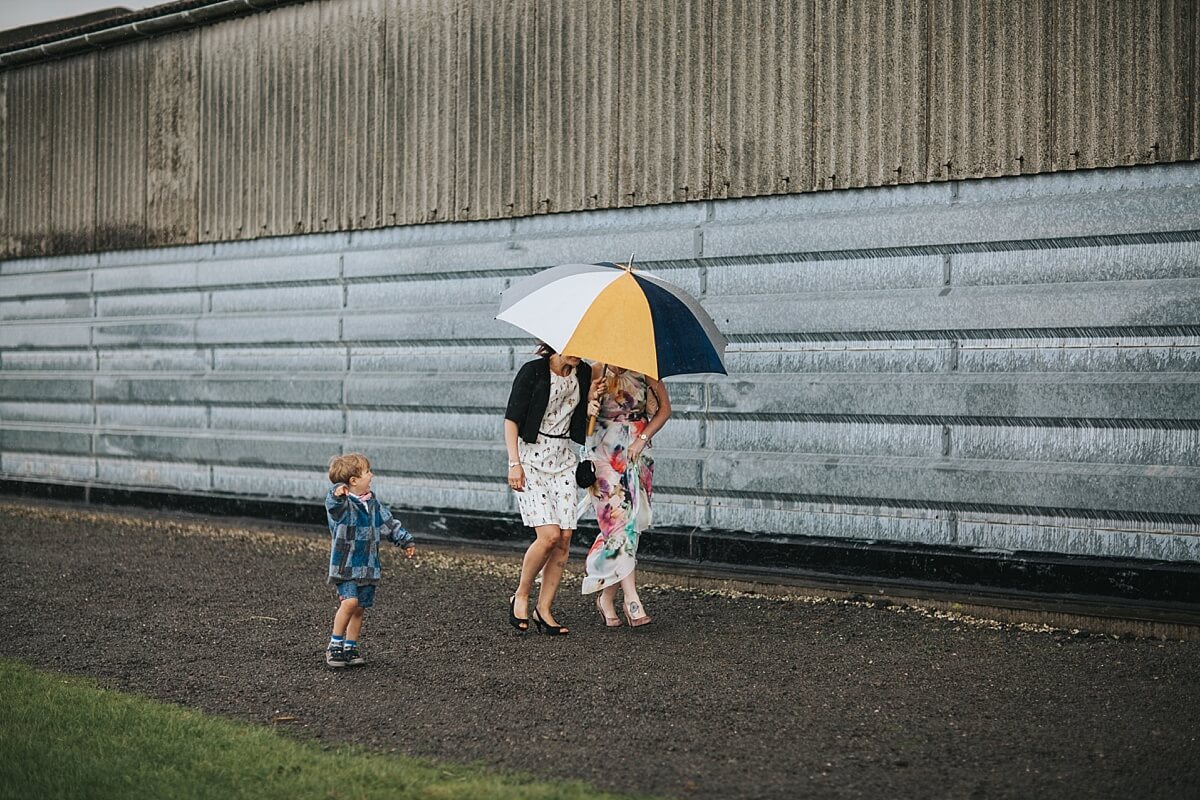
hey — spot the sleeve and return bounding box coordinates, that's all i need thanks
[379,503,414,548]
[325,485,350,524]
[504,360,536,425]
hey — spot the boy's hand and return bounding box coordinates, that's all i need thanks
[333,484,349,497]
[404,545,416,559]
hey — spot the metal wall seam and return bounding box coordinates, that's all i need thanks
[96,42,147,250]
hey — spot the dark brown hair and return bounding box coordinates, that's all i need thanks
[534,341,556,358]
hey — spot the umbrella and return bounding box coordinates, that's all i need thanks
[496,261,727,379]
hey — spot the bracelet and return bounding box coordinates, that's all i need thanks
[507,461,522,469]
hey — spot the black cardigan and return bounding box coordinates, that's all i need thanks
[505,358,592,445]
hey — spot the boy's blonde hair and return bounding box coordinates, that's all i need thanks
[328,453,370,485]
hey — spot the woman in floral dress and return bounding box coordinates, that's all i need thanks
[582,365,672,627]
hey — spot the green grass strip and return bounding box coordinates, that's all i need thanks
[0,659,650,800]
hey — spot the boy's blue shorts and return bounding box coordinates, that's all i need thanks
[335,581,376,609]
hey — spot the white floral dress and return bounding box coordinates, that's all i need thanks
[515,370,580,529]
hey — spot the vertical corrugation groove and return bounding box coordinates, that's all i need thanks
[48,55,97,254]
[313,1,335,232]
[0,71,7,255]
[96,42,147,249]
[1190,0,1200,160]
[198,24,219,240]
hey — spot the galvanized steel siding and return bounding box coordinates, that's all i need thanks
[2,165,1199,563]
[2,0,1196,258]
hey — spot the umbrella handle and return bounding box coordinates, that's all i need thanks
[585,364,606,437]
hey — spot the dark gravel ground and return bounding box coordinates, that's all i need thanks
[2,498,1198,800]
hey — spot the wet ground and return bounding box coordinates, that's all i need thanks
[2,498,1198,800]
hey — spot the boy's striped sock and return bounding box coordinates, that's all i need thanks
[328,635,345,651]
[344,639,357,650]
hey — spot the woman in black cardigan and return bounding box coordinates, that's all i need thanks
[503,343,593,635]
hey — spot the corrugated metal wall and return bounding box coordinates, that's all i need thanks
[1,0,1196,258]
[2,164,1199,562]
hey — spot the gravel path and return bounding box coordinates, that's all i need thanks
[2,499,1198,800]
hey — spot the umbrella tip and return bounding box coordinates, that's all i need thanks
[625,253,635,272]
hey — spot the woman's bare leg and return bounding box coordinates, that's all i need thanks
[534,528,572,628]
[620,570,649,621]
[514,524,562,619]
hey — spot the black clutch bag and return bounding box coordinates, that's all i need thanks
[575,458,596,488]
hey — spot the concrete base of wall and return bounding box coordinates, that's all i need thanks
[6,478,1197,639]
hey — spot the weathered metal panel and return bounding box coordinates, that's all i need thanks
[96,42,147,250]
[314,0,385,232]
[929,0,1050,180]
[382,0,458,224]
[0,72,8,256]
[530,0,620,213]
[712,0,815,198]
[2,164,1199,562]
[455,0,534,220]
[146,29,201,245]
[257,3,321,236]
[813,0,928,190]
[617,0,712,206]
[199,20,259,241]
[47,55,97,255]
[6,66,53,257]
[1049,0,1193,171]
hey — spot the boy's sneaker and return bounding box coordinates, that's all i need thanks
[344,646,365,666]
[325,647,348,668]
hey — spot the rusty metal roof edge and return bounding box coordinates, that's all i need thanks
[0,0,306,70]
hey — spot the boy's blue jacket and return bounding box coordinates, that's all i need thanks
[325,486,414,585]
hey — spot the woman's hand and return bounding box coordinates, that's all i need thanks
[587,397,600,416]
[507,464,526,492]
[627,439,646,463]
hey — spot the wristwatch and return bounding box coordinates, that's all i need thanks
[507,461,521,469]
[638,433,649,441]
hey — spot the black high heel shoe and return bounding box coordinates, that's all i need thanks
[508,596,529,632]
[531,608,569,636]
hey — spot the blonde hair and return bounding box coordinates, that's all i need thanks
[328,452,370,485]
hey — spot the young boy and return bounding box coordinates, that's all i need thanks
[324,453,415,668]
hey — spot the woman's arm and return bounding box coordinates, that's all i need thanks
[504,418,526,492]
[628,377,671,462]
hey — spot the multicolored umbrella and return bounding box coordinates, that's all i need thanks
[496,261,727,379]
